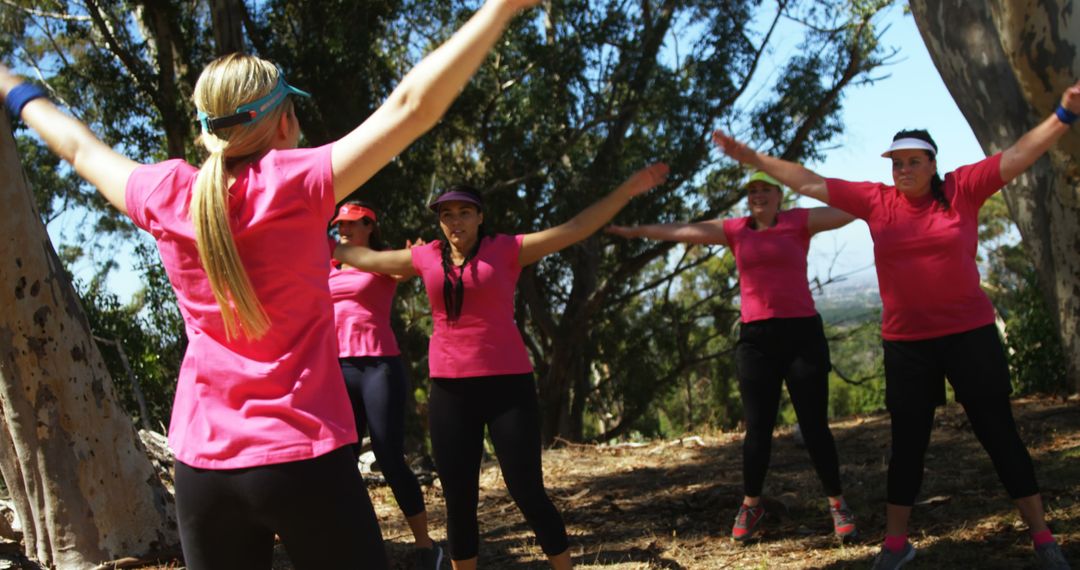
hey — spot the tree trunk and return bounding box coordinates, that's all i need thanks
[0,116,177,567]
[911,0,1080,392]
[209,0,247,55]
[538,238,599,444]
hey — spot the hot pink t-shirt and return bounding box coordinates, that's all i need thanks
[125,144,356,469]
[722,208,818,323]
[328,266,400,357]
[826,153,1005,341]
[410,234,533,378]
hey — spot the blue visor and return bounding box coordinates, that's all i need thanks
[197,69,311,134]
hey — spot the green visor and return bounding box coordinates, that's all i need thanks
[744,170,783,190]
[197,70,310,134]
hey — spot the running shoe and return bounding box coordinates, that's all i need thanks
[731,503,765,542]
[414,543,445,570]
[1035,541,1071,570]
[830,503,858,540]
[870,543,915,570]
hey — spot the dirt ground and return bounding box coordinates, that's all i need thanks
[368,395,1080,569]
[4,396,1078,569]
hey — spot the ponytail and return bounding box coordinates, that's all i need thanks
[929,172,948,210]
[191,143,270,340]
[439,232,484,322]
[191,53,297,340]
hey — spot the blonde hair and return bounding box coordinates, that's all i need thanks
[192,54,295,340]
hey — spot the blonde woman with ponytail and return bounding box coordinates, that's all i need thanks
[0,1,541,567]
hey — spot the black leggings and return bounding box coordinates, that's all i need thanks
[883,324,1039,505]
[735,315,843,498]
[429,374,568,561]
[340,356,425,517]
[174,446,387,570]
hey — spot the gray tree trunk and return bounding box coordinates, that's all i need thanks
[910,0,1080,392]
[0,115,177,568]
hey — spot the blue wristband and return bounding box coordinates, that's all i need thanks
[1056,104,1078,125]
[4,83,48,118]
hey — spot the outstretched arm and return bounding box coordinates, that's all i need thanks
[712,131,830,204]
[806,207,856,235]
[331,0,539,201]
[999,80,1080,183]
[605,219,728,246]
[334,245,418,278]
[387,238,425,282]
[0,65,139,214]
[518,163,669,267]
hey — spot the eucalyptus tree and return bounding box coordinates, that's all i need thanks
[910,0,1080,392]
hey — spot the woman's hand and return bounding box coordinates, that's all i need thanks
[1061,79,1080,115]
[604,225,640,239]
[405,237,426,249]
[621,163,670,197]
[0,63,24,96]
[712,131,758,165]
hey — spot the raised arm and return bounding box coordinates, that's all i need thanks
[518,163,669,267]
[712,131,830,204]
[806,207,856,235]
[999,80,1080,183]
[605,219,728,246]
[331,0,539,201]
[334,245,418,278]
[0,65,139,214]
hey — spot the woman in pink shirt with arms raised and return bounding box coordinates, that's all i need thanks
[336,165,670,570]
[714,79,1080,570]
[328,200,442,568]
[0,1,540,567]
[607,172,858,544]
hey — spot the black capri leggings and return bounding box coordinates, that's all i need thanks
[340,356,425,517]
[174,446,387,570]
[735,314,843,498]
[429,373,569,561]
[883,324,1039,506]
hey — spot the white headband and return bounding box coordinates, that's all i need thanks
[881,137,937,158]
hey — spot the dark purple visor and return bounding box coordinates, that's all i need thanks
[428,191,483,212]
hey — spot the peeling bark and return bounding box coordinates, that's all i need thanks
[911,0,1080,392]
[0,115,177,567]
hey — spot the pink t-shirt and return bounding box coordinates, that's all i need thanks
[826,153,1005,341]
[125,144,356,469]
[722,208,818,323]
[410,234,533,378]
[328,266,401,357]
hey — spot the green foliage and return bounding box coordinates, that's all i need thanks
[979,194,1069,395]
[985,243,1069,395]
[826,319,886,417]
[75,254,183,432]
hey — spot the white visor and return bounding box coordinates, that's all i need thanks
[881,137,937,158]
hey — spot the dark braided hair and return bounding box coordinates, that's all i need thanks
[435,185,487,321]
[339,199,387,250]
[892,129,948,210]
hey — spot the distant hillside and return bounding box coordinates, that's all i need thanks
[814,275,882,325]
